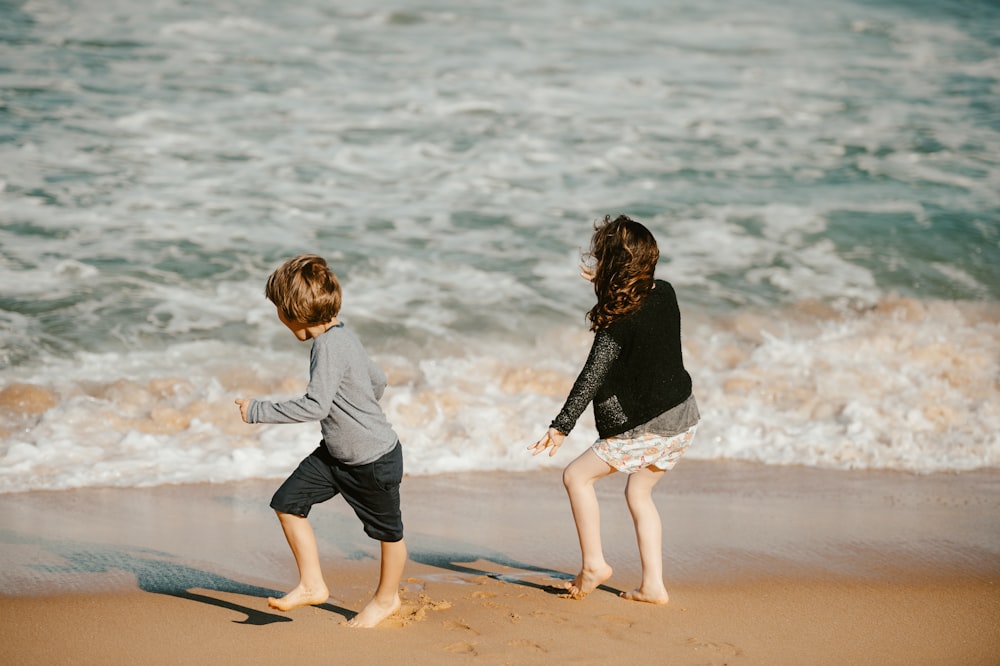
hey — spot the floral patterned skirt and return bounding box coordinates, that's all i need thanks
[592,424,698,473]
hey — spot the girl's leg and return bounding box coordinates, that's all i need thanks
[621,465,670,604]
[347,539,407,628]
[562,448,617,598]
[268,511,330,611]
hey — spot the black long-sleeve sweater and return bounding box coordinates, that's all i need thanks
[551,279,693,439]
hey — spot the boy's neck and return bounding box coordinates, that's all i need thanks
[304,317,340,340]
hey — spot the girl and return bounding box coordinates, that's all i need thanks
[529,215,699,604]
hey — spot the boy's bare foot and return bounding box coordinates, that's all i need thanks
[620,587,669,605]
[345,593,401,628]
[563,563,613,599]
[267,583,330,611]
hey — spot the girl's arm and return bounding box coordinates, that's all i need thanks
[528,427,566,457]
[549,330,620,435]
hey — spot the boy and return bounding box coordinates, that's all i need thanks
[235,254,406,628]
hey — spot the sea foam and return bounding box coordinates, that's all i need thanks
[0,295,996,493]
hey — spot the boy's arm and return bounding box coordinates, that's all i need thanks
[368,357,387,401]
[246,340,347,424]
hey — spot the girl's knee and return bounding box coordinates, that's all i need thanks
[562,465,577,490]
[624,480,652,504]
[562,463,592,491]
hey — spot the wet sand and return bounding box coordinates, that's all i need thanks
[1,461,998,665]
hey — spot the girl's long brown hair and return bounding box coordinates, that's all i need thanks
[585,215,659,331]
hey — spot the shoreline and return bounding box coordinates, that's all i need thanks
[2,461,998,664]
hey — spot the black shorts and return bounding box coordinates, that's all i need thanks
[270,441,404,542]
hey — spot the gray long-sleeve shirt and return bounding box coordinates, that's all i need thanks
[247,323,398,466]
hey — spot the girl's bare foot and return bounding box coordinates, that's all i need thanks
[267,583,329,611]
[346,593,401,628]
[563,563,613,599]
[620,586,669,605]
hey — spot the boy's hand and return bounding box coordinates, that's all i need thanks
[528,428,566,457]
[235,398,250,423]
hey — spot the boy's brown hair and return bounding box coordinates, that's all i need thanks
[265,254,342,325]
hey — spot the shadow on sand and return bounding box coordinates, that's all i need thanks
[302,500,617,597]
[1,530,355,625]
[2,511,616,626]
[407,533,622,598]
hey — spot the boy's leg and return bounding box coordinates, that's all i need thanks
[621,465,670,604]
[562,448,616,599]
[334,442,406,628]
[347,538,407,628]
[268,446,339,611]
[268,511,331,611]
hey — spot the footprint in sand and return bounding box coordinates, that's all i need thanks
[402,577,427,595]
[594,614,636,641]
[598,613,634,627]
[507,639,546,653]
[686,637,744,658]
[443,619,479,635]
[443,642,477,655]
[482,600,506,610]
[528,609,570,625]
[396,594,453,625]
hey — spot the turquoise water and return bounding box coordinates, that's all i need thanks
[0,0,997,491]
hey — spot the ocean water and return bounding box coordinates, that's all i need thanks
[0,0,998,493]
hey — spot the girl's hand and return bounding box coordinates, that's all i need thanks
[579,262,596,282]
[528,427,566,457]
[235,398,250,423]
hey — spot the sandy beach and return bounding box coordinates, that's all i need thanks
[2,460,998,665]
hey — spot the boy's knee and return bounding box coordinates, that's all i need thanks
[366,525,404,542]
[270,490,312,517]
